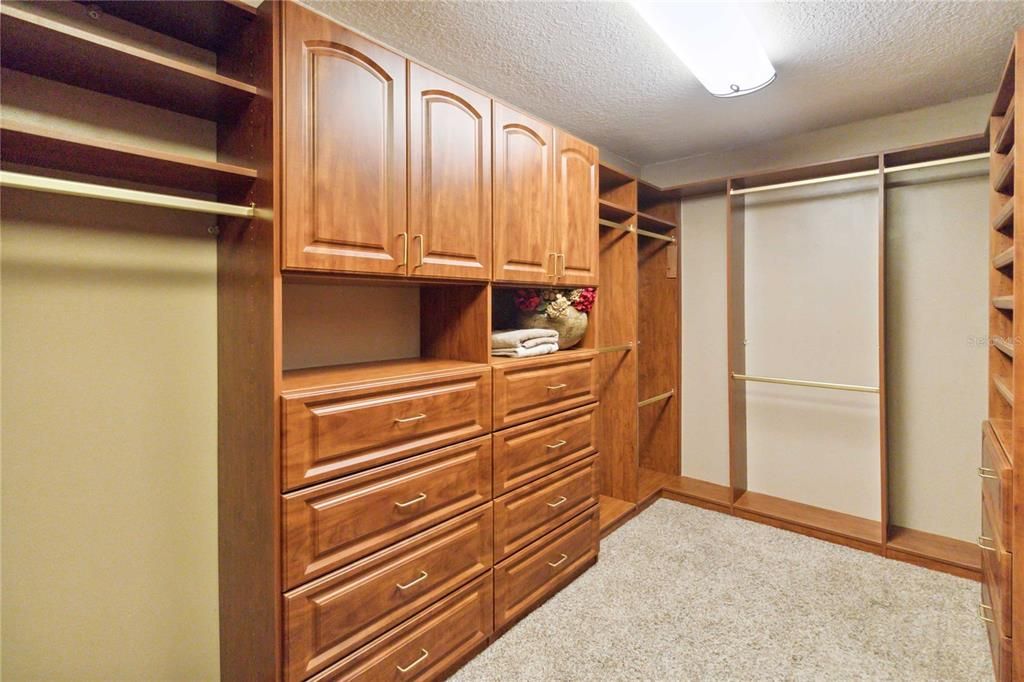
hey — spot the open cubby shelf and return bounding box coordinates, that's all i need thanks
[994,375,1015,408]
[86,0,258,52]
[995,99,1016,155]
[993,200,1014,233]
[994,295,1015,310]
[994,153,1015,195]
[994,246,1015,270]
[636,210,677,231]
[598,198,635,222]
[886,526,981,573]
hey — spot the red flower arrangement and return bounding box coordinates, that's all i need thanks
[512,287,596,317]
[513,288,541,312]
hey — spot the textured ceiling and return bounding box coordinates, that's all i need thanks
[304,1,1024,166]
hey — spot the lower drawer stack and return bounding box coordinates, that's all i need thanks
[278,351,601,680]
[980,421,1013,681]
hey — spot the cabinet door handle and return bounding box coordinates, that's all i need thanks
[557,252,566,277]
[413,234,425,268]
[395,492,427,508]
[396,648,429,673]
[977,535,997,552]
[394,413,427,424]
[547,495,567,508]
[978,603,994,624]
[398,232,409,268]
[546,383,567,391]
[545,439,568,450]
[548,252,557,278]
[396,570,429,591]
[978,466,999,480]
[547,553,568,568]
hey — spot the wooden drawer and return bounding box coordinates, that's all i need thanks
[983,581,1013,681]
[493,455,598,561]
[308,573,493,681]
[982,421,1013,550]
[493,505,599,630]
[493,403,597,496]
[282,365,491,490]
[492,351,597,429]
[283,436,493,588]
[981,492,1012,638]
[284,505,492,682]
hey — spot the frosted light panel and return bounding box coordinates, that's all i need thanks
[631,1,776,97]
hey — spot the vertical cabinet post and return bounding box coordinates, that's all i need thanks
[554,132,599,286]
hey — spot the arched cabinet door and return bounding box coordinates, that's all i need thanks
[554,132,599,286]
[492,103,556,284]
[408,64,492,281]
[281,3,407,275]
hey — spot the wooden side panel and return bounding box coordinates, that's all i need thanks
[554,131,599,286]
[492,102,555,284]
[408,63,492,281]
[727,185,747,501]
[420,284,491,364]
[281,2,407,274]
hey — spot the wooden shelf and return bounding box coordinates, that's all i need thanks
[598,163,636,193]
[993,295,1015,311]
[993,199,1014,233]
[990,418,1013,455]
[994,99,1016,155]
[87,0,258,52]
[636,211,677,231]
[0,120,257,194]
[733,490,883,546]
[994,152,1015,195]
[887,526,981,574]
[598,198,634,222]
[598,495,636,536]
[994,375,1015,408]
[994,246,1015,270]
[488,347,595,367]
[0,4,258,121]
[994,337,1015,359]
[281,357,488,393]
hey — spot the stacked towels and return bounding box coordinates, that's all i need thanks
[491,328,560,358]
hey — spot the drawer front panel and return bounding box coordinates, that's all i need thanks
[284,436,493,588]
[284,506,493,682]
[308,573,493,681]
[282,368,491,490]
[981,494,1012,637]
[492,353,597,428]
[493,455,598,560]
[493,506,599,630]
[982,422,1013,549]
[493,404,597,496]
[983,581,1013,681]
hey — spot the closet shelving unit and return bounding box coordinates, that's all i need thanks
[983,31,1020,682]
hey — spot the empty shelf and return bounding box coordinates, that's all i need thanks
[599,198,634,222]
[994,375,1014,407]
[0,4,258,121]
[993,200,1014,233]
[994,153,1015,195]
[87,0,258,52]
[636,211,677,231]
[990,418,1013,454]
[993,295,1014,310]
[0,120,257,194]
[994,99,1015,155]
[733,491,883,545]
[994,337,1015,359]
[993,246,1015,269]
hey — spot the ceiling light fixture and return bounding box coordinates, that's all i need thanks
[630,1,776,98]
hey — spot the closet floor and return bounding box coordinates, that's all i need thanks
[453,500,991,681]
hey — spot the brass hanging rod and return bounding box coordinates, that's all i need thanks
[731,373,879,394]
[596,342,633,354]
[636,228,675,243]
[883,152,990,174]
[598,218,633,232]
[0,170,256,218]
[638,389,674,407]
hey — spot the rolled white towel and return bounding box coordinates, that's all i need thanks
[491,341,559,358]
[491,328,559,350]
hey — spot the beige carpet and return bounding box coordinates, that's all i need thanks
[453,500,991,681]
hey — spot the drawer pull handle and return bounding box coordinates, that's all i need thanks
[396,570,429,591]
[546,383,568,391]
[545,439,568,450]
[977,535,997,552]
[396,648,429,673]
[547,553,568,568]
[978,603,995,624]
[547,495,567,508]
[395,492,427,508]
[394,413,427,424]
[978,466,999,480]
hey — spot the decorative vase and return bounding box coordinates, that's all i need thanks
[517,307,588,349]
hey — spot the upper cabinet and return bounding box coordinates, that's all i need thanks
[408,64,492,280]
[554,132,599,286]
[281,3,407,275]
[493,102,556,284]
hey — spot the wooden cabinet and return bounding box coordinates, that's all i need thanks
[281,2,407,275]
[408,63,492,281]
[982,422,1013,549]
[492,404,597,496]
[493,102,555,284]
[492,350,598,429]
[554,132,599,286]
[981,495,1013,638]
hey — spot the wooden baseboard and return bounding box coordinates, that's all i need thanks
[599,495,637,537]
[885,525,982,581]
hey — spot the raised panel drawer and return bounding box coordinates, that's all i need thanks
[282,365,491,490]
[982,421,1013,550]
[492,351,597,429]
[493,454,598,561]
[493,505,599,630]
[493,403,597,496]
[284,505,493,682]
[308,573,493,681]
[983,581,1013,681]
[283,435,493,588]
[981,492,1012,638]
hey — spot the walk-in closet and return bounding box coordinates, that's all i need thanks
[2,2,1023,680]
